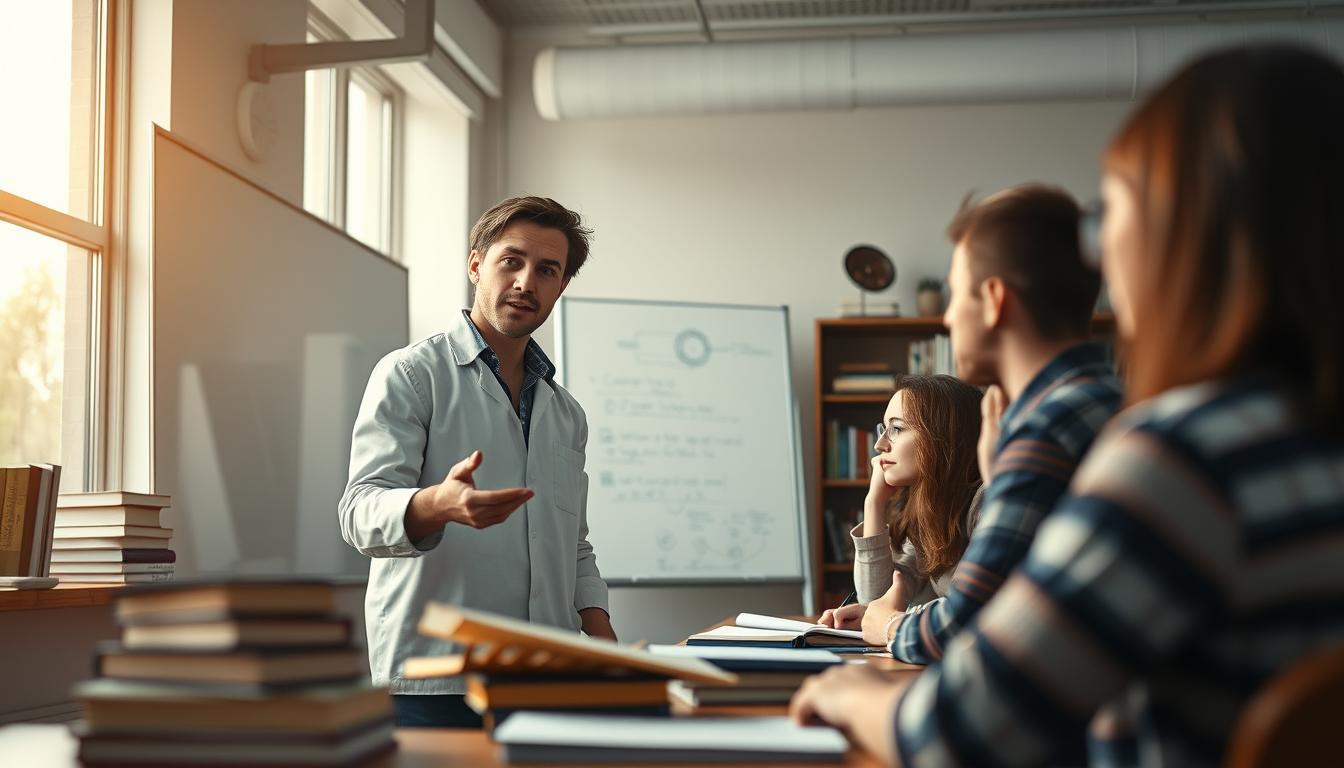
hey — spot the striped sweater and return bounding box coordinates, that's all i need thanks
[891,342,1123,664]
[894,376,1344,767]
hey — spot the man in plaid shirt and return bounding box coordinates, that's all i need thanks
[825,185,1121,664]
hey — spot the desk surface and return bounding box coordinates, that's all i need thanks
[0,617,916,767]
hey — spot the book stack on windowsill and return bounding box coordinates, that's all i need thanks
[73,579,394,766]
[53,492,175,584]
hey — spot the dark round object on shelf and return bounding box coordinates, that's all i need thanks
[843,245,895,292]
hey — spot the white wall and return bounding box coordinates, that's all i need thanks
[502,29,1135,643]
[170,0,306,205]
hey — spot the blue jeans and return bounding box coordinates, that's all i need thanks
[392,694,484,729]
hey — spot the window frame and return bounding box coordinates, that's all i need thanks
[0,0,121,493]
[304,6,402,260]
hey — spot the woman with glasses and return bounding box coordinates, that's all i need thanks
[792,43,1344,767]
[819,375,984,643]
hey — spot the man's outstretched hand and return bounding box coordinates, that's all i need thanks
[405,450,532,541]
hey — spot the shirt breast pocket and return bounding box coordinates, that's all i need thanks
[551,442,584,517]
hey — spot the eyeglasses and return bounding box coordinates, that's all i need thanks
[874,421,901,445]
[1079,199,1105,269]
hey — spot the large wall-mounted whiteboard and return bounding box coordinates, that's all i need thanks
[556,298,807,584]
[153,129,408,578]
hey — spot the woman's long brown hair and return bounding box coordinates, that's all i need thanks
[1104,45,1344,433]
[886,375,983,579]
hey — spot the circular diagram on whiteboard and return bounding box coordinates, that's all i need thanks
[675,329,711,367]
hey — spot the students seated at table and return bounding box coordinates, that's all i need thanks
[821,184,1122,660]
[817,376,983,629]
[791,43,1344,768]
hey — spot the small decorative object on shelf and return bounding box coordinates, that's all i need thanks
[915,278,944,316]
[842,244,896,316]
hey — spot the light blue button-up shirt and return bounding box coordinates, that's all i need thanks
[338,310,609,694]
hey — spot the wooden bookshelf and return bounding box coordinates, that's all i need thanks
[811,313,1115,609]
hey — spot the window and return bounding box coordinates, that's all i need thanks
[0,0,113,490]
[302,11,401,258]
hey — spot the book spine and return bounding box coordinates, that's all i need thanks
[838,426,849,480]
[0,468,29,576]
[0,469,15,575]
[27,465,50,576]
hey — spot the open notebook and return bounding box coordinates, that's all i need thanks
[686,613,875,649]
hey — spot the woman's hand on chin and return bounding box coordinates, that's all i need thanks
[860,574,911,647]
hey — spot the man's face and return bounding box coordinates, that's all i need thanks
[469,221,570,339]
[943,242,997,386]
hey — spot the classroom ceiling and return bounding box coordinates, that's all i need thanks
[478,0,1283,28]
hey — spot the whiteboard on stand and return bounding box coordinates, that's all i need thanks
[555,298,808,586]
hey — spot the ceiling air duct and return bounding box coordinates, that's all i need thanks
[534,18,1344,120]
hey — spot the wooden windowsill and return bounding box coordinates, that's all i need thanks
[0,584,120,613]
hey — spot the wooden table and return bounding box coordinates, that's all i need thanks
[0,617,919,767]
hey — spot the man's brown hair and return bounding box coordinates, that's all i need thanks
[469,196,593,279]
[1104,45,1344,433]
[886,374,983,579]
[946,184,1099,340]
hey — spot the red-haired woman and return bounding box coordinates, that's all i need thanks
[819,375,984,643]
[792,44,1344,767]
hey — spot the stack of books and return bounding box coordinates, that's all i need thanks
[831,362,897,394]
[652,645,843,707]
[52,492,175,584]
[0,464,61,584]
[404,603,736,732]
[837,298,900,317]
[73,579,394,766]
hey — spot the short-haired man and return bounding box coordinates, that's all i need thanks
[825,184,1122,665]
[339,197,614,728]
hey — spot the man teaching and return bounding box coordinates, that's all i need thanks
[339,196,614,728]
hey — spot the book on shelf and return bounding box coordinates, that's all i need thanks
[836,299,901,317]
[59,491,171,509]
[59,571,176,584]
[686,613,875,650]
[491,712,849,765]
[832,374,897,393]
[50,562,175,575]
[821,509,847,564]
[53,524,172,540]
[52,548,176,564]
[907,335,955,376]
[824,421,876,481]
[0,464,62,578]
[53,535,172,550]
[54,506,162,527]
